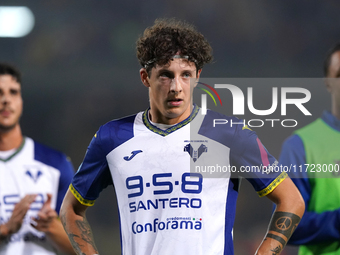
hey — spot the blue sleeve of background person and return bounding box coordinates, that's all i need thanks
[72,115,135,202]
[55,156,74,214]
[280,135,340,244]
[34,141,75,214]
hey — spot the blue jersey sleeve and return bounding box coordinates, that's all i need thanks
[280,135,340,244]
[231,125,286,197]
[71,115,135,206]
[198,111,286,197]
[71,128,113,206]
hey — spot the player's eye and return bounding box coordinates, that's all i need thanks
[159,72,173,79]
[10,89,19,95]
[159,72,174,85]
[183,72,192,78]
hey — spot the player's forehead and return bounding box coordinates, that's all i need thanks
[0,74,21,90]
[154,58,197,73]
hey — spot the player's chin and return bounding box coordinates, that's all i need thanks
[0,122,17,132]
[165,108,185,118]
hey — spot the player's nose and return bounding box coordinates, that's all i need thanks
[0,94,9,104]
[170,77,183,93]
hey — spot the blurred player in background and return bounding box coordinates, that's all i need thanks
[0,63,76,255]
[61,18,304,255]
[279,43,340,254]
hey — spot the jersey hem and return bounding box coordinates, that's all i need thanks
[69,184,95,206]
[257,171,288,197]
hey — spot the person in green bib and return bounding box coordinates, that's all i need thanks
[279,43,340,255]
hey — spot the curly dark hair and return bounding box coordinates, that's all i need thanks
[136,18,213,75]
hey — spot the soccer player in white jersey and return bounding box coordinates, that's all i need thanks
[61,18,305,255]
[0,63,76,255]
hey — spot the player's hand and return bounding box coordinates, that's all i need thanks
[4,194,37,235]
[31,194,58,233]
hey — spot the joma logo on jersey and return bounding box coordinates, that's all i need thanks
[25,170,43,183]
[124,150,143,161]
[184,143,207,162]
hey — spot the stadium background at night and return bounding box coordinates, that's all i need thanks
[1,1,339,254]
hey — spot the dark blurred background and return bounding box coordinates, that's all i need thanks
[1,1,339,254]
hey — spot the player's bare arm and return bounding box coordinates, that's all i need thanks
[60,190,99,255]
[29,194,76,254]
[0,194,37,244]
[255,178,305,255]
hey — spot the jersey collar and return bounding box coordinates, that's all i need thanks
[142,104,199,136]
[0,137,26,162]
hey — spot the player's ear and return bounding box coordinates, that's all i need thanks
[197,69,202,78]
[140,68,150,88]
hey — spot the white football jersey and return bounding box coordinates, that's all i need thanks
[71,106,286,255]
[0,137,74,255]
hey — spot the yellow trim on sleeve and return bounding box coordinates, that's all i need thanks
[69,184,95,206]
[257,171,288,197]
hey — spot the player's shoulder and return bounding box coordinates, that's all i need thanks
[204,109,238,121]
[32,138,67,159]
[290,118,324,144]
[96,113,138,138]
[281,119,322,152]
[198,109,252,146]
[91,113,139,154]
[105,113,139,126]
[281,134,304,155]
[295,118,322,133]
[202,109,251,134]
[29,137,71,169]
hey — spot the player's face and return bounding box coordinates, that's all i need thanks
[140,58,201,125]
[0,75,23,131]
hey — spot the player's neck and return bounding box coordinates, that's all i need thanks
[149,110,190,125]
[0,124,23,151]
